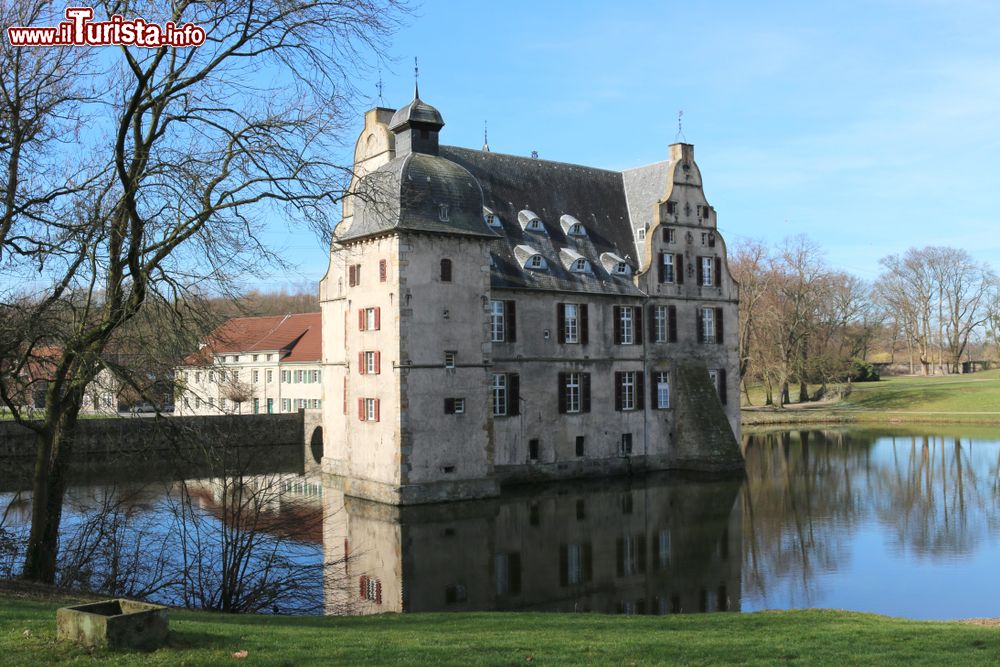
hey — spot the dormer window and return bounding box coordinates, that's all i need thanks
[600,252,632,276]
[559,214,587,237]
[514,244,546,270]
[484,207,502,228]
[518,210,547,234]
[529,255,544,269]
[637,227,646,241]
[572,259,590,273]
[616,262,628,274]
[438,204,450,221]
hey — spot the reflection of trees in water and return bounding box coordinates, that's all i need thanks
[743,428,1000,606]
[871,435,1000,559]
[742,430,869,606]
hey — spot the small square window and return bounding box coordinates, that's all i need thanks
[444,351,457,368]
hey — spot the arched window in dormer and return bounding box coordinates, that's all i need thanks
[439,204,450,222]
[529,255,544,269]
[616,262,629,274]
[518,210,547,234]
[570,224,583,235]
[527,219,543,231]
[440,258,453,282]
[572,259,590,273]
[560,214,587,237]
[484,206,502,228]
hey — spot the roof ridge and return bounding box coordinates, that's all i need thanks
[442,145,622,176]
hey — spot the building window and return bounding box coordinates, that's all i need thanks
[359,397,379,422]
[195,371,201,383]
[558,372,590,414]
[568,223,585,236]
[444,351,456,369]
[495,553,522,596]
[701,205,711,219]
[208,371,214,382]
[492,374,507,416]
[379,259,387,282]
[653,305,668,343]
[281,398,290,412]
[637,227,646,241]
[528,438,540,461]
[571,258,589,273]
[528,254,544,269]
[360,307,380,331]
[485,213,500,227]
[562,543,592,586]
[362,351,379,375]
[709,369,728,404]
[698,307,723,344]
[253,398,260,414]
[660,253,675,284]
[267,354,273,361]
[527,219,543,232]
[440,258,452,282]
[654,372,670,409]
[439,204,450,221]
[620,433,633,456]
[615,261,629,274]
[266,370,273,383]
[444,398,466,414]
[666,201,676,215]
[701,256,713,286]
[613,306,642,345]
[615,371,644,412]
[348,264,361,287]
[575,435,585,457]
[359,575,382,604]
[664,227,675,243]
[558,303,587,344]
[252,369,259,383]
[491,300,515,342]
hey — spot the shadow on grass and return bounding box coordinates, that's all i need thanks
[847,384,978,410]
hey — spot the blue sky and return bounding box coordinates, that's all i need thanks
[267,0,1000,289]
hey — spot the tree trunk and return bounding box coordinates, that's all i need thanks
[21,405,79,583]
[780,381,790,407]
[798,380,809,403]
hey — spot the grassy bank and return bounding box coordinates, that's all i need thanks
[2,594,1000,666]
[742,370,1000,427]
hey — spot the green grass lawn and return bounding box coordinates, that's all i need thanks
[742,371,1000,426]
[3,595,1000,666]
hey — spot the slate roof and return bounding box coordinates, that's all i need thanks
[183,313,322,364]
[622,161,671,266]
[337,153,500,242]
[389,95,445,130]
[441,146,669,296]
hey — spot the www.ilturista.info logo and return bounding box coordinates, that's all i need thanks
[7,7,205,47]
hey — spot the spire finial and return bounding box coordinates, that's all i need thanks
[414,56,420,98]
[676,110,687,143]
[482,120,490,152]
[377,68,384,106]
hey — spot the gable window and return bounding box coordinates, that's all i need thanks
[654,372,671,409]
[440,258,453,282]
[558,372,591,414]
[697,307,724,344]
[490,300,516,342]
[700,205,711,219]
[615,371,644,412]
[664,227,675,243]
[700,256,714,286]
[659,253,675,284]
[613,306,643,345]
[348,264,361,287]
[637,227,646,241]
[379,259,387,283]
[666,201,676,215]
[558,303,588,344]
[444,398,465,415]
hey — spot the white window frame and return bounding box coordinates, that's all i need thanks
[621,372,635,411]
[365,308,377,330]
[252,369,259,384]
[702,256,713,286]
[615,262,628,274]
[709,369,720,395]
[490,300,505,342]
[637,227,646,241]
[572,259,588,273]
[364,398,376,421]
[529,255,544,269]
[620,307,634,345]
[365,351,377,374]
[655,371,670,409]
[492,374,507,416]
[266,370,273,383]
[702,307,716,343]
[453,398,465,414]
[565,372,581,413]
[654,305,668,343]
[444,351,456,369]
[662,253,675,284]
[564,304,579,344]
[569,223,584,236]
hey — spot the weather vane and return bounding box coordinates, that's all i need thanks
[414,56,419,97]
[676,110,687,142]
[376,68,384,106]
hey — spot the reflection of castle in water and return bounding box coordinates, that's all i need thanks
[323,474,742,615]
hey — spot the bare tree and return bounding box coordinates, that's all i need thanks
[0,0,405,583]
[730,238,772,404]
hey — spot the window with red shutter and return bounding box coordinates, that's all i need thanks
[374,307,380,330]
[714,257,722,287]
[675,254,684,284]
[357,398,364,421]
[379,259,387,282]
[715,307,724,343]
[358,309,365,331]
[374,351,381,374]
[358,352,365,374]
[374,399,380,422]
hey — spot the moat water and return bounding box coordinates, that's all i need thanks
[2,425,1000,619]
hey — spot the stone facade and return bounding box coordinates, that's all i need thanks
[320,92,742,505]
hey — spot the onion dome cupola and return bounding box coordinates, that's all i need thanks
[389,87,445,157]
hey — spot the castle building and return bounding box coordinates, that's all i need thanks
[320,91,742,505]
[175,313,323,416]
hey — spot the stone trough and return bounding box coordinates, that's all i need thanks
[56,599,168,650]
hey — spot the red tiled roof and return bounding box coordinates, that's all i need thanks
[183,313,322,365]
